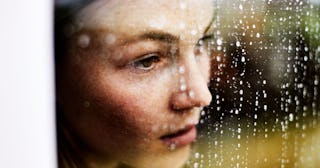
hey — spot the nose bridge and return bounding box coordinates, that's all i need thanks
[171,49,212,110]
[184,54,211,105]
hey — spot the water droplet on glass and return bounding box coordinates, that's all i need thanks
[180,84,187,91]
[77,34,90,48]
[105,33,117,44]
[217,38,223,45]
[180,2,187,9]
[188,90,195,99]
[239,4,243,10]
[168,143,176,151]
[236,41,241,47]
[178,66,185,74]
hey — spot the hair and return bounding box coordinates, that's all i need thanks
[54,1,93,167]
[54,0,93,63]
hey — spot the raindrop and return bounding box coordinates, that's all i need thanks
[180,1,187,9]
[105,33,117,44]
[179,22,186,29]
[256,32,261,38]
[239,4,243,10]
[180,84,187,91]
[168,143,176,151]
[217,38,223,45]
[188,90,195,99]
[77,34,90,48]
[191,29,197,36]
[178,66,185,74]
[236,41,241,47]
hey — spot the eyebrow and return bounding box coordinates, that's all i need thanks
[138,31,179,44]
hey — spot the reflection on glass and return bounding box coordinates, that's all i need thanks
[55,0,320,168]
[55,0,214,167]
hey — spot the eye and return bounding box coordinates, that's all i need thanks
[130,54,161,70]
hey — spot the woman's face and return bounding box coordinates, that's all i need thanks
[58,0,213,167]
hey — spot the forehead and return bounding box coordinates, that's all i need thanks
[75,0,214,37]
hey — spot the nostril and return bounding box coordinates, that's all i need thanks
[171,91,195,111]
[173,62,211,110]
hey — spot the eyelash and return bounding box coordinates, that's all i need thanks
[195,35,215,56]
[126,35,214,72]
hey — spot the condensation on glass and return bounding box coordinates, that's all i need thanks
[189,0,320,168]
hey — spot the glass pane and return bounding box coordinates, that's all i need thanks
[54,0,320,167]
[190,0,320,168]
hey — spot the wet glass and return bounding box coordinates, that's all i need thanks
[189,0,320,168]
[54,0,320,167]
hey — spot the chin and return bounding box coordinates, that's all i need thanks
[124,144,191,168]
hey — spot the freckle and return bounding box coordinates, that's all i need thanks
[83,101,90,108]
[77,34,90,48]
[188,90,195,99]
[105,33,117,44]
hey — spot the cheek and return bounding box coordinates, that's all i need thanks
[74,89,158,155]
[63,58,176,153]
[93,72,173,136]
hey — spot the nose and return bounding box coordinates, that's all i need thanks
[170,58,212,111]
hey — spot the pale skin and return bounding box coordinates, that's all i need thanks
[56,0,214,167]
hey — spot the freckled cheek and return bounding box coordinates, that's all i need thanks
[92,69,173,139]
[96,94,159,139]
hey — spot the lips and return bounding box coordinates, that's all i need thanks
[160,125,197,148]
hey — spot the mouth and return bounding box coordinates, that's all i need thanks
[160,125,197,148]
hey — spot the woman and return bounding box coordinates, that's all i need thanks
[55,0,214,167]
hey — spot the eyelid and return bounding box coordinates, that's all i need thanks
[131,52,161,63]
[127,52,162,72]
